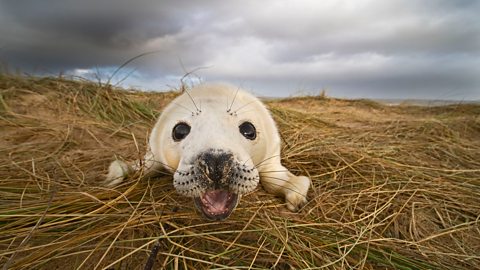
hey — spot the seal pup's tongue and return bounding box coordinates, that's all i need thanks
[202,190,231,213]
[195,190,239,220]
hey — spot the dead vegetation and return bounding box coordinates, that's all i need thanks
[0,74,479,269]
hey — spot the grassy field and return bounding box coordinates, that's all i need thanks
[0,74,479,269]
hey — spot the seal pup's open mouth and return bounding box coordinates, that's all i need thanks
[194,190,239,220]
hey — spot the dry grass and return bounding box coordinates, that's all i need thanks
[1,74,479,269]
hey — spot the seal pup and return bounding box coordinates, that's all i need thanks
[106,84,310,220]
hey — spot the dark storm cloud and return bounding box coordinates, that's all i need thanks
[0,0,478,99]
[1,0,186,47]
[0,0,203,70]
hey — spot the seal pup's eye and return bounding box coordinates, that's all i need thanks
[239,121,256,140]
[172,122,191,141]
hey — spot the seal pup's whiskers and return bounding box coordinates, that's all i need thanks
[173,102,195,116]
[183,88,201,115]
[253,154,282,167]
[233,101,255,114]
[227,87,240,113]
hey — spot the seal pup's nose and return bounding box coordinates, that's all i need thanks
[197,150,234,187]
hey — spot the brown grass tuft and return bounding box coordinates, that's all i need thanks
[1,74,479,269]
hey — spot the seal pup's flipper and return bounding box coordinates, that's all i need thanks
[105,151,162,186]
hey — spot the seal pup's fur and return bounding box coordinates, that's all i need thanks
[107,84,310,220]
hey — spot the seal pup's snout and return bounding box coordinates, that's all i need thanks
[194,149,239,220]
[191,149,241,220]
[196,150,234,188]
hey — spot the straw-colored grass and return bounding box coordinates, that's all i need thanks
[1,74,479,269]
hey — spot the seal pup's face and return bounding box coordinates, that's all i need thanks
[153,85,269,220]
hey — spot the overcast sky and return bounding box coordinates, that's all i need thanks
[0,0,479,100]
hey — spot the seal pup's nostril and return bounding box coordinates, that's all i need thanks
[198,159,210,176]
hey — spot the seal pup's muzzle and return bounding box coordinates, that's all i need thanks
[174,149,259,220]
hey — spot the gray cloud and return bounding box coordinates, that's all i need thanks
[0,0,478,100]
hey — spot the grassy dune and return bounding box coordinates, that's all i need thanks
[0,75,479,269]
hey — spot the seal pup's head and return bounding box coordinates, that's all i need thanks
[150,84,277,220]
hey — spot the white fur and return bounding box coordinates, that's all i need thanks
[106,160,130,187]
[106,84,310,211]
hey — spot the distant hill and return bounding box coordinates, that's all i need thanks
[374,98,480,106]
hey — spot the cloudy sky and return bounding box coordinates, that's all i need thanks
[0,0,479,100]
